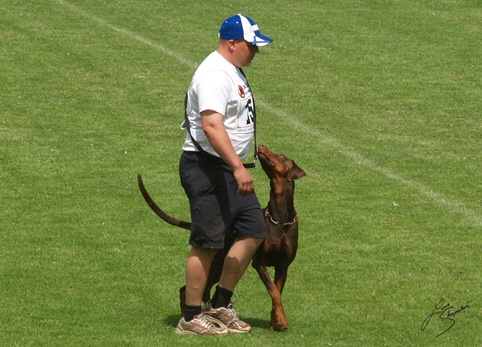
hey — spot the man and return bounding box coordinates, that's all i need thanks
[175,14,273,335]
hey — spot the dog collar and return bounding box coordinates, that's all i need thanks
[265,208,297,226]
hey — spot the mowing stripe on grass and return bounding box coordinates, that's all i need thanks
[54,0,196,68]
[55,0,481,227]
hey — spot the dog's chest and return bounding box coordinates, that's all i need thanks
[262,226,298,265]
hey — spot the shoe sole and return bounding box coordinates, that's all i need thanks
[227,328,251,334]
[175,328,229,335]
[175,321,229,335]
[175,328,197,335]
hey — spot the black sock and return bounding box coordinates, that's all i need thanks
[211,285,233,309]
[184,305,202,322]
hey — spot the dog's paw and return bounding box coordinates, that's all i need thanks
[270,316,289,332]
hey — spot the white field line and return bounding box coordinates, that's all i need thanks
[54,0,196,69]
[55,0,481,227]
[260,103,482,226]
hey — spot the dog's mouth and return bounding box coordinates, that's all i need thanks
[258,152,276,167]
[257,145,276,167]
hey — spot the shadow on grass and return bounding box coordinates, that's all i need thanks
[164,314,181,327]
[164,314,271,330]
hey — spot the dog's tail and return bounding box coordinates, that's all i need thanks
[137,174,191,230]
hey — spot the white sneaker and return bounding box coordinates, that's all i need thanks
[175,312,229,335]
[204,301,252,334]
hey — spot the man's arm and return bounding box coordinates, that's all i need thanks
[201,110,253,196]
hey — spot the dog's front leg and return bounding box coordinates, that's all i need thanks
[253,263,289,331]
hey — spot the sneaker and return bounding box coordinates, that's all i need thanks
[175,312,229,335]
[204,301,252,333]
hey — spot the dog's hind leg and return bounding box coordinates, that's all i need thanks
[179,285,186,317]
[202,249,226,303]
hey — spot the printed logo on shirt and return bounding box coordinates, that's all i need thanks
[236,97,255,131]
[238,85,246,98]
[245,98,254,125]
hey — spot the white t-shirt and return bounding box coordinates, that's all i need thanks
[181,51,255,160]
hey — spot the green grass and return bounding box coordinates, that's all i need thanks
[1,0,481,346]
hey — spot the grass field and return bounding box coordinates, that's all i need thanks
[1,0,481,346]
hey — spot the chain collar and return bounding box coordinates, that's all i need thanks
[264,208,297,226]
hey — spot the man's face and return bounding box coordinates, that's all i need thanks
[234,40,260,67]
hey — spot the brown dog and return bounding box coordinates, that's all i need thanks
[138,144,305,331]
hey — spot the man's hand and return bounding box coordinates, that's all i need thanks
[234,167,254,196]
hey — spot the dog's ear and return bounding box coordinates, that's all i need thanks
[287,161,306,181]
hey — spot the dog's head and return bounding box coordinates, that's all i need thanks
[257,144,306,182]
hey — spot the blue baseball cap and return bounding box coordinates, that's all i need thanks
[219,14,273,46]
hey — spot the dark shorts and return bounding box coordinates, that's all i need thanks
[179,151,265,249]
